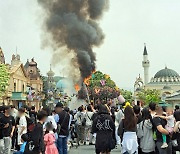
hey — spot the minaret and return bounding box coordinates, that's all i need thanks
[142,44,150,85]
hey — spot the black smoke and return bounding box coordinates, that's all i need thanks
[38,0,109,80]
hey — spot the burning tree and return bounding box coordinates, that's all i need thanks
[78,71,120,101]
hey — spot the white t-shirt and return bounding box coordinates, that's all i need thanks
[85,111,93,126]
[167,115,175,128]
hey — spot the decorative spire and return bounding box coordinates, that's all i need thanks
[143,43,148,55]
[50,64,52,71]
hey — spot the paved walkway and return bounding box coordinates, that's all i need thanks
[69,145,121,154]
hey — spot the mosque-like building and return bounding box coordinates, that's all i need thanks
[134,45,180,107]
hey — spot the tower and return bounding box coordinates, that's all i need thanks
[0,47,5,64]
[47,64,55,90]
[142,44,150,85]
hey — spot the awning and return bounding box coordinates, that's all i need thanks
[11,92,26,101]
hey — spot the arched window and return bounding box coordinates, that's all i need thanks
[14,83,16,92]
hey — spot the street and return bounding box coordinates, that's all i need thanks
[69,145,121,154]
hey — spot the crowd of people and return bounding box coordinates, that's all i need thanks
[0,101,179,154]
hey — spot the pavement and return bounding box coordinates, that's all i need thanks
[69,145,122,154]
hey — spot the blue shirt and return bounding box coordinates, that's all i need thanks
[20,142,27,153]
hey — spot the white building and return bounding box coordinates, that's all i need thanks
[134,44,180,107]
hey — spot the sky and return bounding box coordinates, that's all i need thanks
[1,0,180,90]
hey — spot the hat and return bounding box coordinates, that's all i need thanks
[56,102,63,108]
[123,102,132,108]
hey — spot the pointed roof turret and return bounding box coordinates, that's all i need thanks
[0,47,5,64]
[143,43,148,55]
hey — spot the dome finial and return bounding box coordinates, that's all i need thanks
[165,65,167,69]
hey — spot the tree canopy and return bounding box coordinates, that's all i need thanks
[137,89,161,105]
[0,64,10,98]
[78,71,120,100]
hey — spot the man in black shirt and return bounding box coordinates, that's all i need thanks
[56,102,70,154]
[153,106,172,154]
[0,105,15,154]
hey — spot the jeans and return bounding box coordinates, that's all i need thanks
[0,137,12,154]
[57,137,67,154]
[156,141,172,154]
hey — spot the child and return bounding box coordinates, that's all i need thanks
[44,122,58,154]
[14,134,28,154]
[155,107,175,148]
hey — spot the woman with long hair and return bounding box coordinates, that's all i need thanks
[118,106,138,154]
[92,104,115,154]
[138,108,155,154]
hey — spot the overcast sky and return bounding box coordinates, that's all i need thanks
[1,0,180,90]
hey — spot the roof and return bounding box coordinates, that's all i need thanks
[154,67,179,78]
[24,60,29,69]
[143,44,148,55]
[10,63,28,77]
[163,85,171,90]
[166,93,180,101]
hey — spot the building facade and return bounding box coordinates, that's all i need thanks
[134,45,180,107]
[0,47,43,109]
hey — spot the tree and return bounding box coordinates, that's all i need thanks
[137,89,161,105]
[120,89,133,103]
[0,64,10,98]
[78,71,120,100]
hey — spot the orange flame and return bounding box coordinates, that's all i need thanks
[84,70,96,86]
[74,84,80,92]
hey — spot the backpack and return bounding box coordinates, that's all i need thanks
[26,116,35,132]
[81,117,86,126]
[24,140,35,154]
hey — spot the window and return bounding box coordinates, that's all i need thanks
[14,83,16,92]
[22,84,25,92]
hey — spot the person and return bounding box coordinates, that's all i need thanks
[24,110,47,154]
[0,105,15,154]
[172,110,180,153]
[75,106,86,145]
[17,108,27,148]
[133,105,142,124]
[29,106,37,124]
[175,105,180,112]
[89,104,99,145]
[13,134,28,154]
[149,102,156,118]
[118,105,138,154]
[42,107,57,130]
[155,107,175,148]
[152,106,172,154]
[11,105,18,121]
[56,102,70,154]
[92,104,115,154]
[44,122,58,154]
[84,105,93,145]
[138,108,155,154]
[115,106,124,145]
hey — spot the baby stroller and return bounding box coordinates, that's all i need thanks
[69,119,78,149]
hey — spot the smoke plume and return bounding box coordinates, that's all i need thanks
[38,0,109,81]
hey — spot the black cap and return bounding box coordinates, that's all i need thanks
[56,102,63,108]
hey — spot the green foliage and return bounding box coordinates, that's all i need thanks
[120,89,133,103]
[78,71,120,100]
[137,89,161,105]
[89,71,116,88]
[0,64,10,98]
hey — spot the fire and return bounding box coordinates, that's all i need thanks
[84,70,96,86]
[74,84,80,92]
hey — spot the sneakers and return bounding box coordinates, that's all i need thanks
[161,142,168,149]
